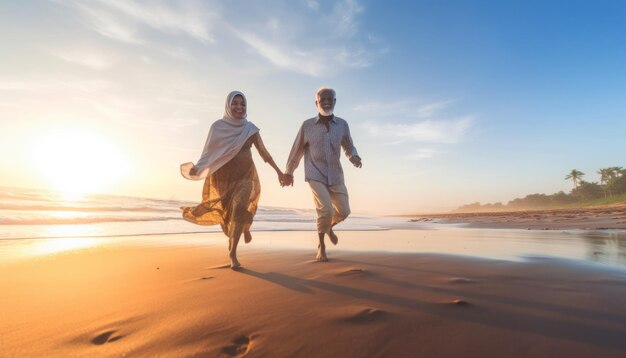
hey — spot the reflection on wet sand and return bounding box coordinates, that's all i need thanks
[249,227,626,269]
[582,231,626,266]
[2,225,626,269]
[0,224,104,262]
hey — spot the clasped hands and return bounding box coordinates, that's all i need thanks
[278,157,361,187]
[279,173,293,187]
[190,165,292,186]
[191,162,359,187]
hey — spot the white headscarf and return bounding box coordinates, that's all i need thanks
[180,91,260,180]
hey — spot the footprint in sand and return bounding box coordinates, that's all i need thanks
[343,307,387,323]
[207,264,232,270]
[447,277,477,284]
[222,335,252,357]
[447,299,471,306]
[334,267,371,277]
[91,330,123,345]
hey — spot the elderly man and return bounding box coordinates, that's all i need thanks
[283,87,362,261]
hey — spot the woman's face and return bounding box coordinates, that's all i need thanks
[230,95,246,119]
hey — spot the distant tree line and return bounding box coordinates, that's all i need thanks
[456,166,626,212]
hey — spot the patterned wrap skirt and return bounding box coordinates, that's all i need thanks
[182,137,260,240]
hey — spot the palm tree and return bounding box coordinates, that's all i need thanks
[598,167,613,197]
[609,166,624,179]
[565,169,584,189]
[605,166,624,197]
[598,168,612,185]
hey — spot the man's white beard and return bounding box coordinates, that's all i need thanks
[318,107,334,116]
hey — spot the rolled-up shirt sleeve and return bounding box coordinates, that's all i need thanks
[285,124,306,175]
[341,122,359,160]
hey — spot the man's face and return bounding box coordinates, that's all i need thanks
[316,90,336,116]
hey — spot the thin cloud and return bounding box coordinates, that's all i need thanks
[353,100,415,116]
[336,47,371,68]
[306,0,363,38]
[70,1,143,44]
[236,0,382,77]
[59,0,381,77]
[0,76,203,131]
[407,148,438,160]
[160,47,194,60]
[93,0,215,42]
[61,0,215,44]
[332,0,364,38]
[92,100,202,130]
[237,30,373,76]
[354,99,455,118]
[51,48,119,70]
[306,0,320,11]
[364,116,474,144]
[416,100,455,118]
[0,81,53,92]
[236,32,312,75]
[0,79,114,93]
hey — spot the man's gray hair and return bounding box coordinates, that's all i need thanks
[315,86,336,100]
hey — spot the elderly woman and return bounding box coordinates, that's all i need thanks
[180,91,285,268]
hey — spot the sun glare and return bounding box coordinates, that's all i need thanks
[29,129,130,198]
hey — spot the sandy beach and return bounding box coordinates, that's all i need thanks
[408,205,626,230]
[2,231,626,357]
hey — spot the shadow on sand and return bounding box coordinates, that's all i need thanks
[238,267,626,352]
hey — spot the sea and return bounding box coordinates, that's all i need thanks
[0,186,400,240]
[1,186,626,269]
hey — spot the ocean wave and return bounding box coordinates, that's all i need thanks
[0,187,192,208]
[0,189,58,202]
[0,215,313,225]
[0,187,316,226]
[0,216,181,225]
[0,204,180,212]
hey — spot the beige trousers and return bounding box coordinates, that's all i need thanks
[308,180,351,235]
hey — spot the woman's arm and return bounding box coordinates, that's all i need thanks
[253,133,287,185]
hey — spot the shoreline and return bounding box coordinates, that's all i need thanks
[402,205,626,230]
[3,229,625,268]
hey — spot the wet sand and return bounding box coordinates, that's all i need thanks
[1,231,626,357]
[408,205,626,230]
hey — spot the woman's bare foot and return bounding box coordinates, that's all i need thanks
[329,230,338,245]
[244,230,252,244]
[229,254,241,269]
[316,244,328,262]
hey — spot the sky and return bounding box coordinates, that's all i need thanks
[1,0,625,214]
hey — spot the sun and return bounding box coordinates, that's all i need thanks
[29,128,130,198]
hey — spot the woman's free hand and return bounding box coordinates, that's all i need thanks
[189,166,198,176]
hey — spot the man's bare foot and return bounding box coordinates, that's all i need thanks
[316,245,328,262]
[244,230,252,244]
[229,254,241,269]
[329,230,338,245]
